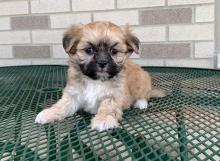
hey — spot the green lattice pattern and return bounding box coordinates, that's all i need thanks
[0,65,219,161]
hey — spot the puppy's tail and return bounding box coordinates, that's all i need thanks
[148,88,167,98]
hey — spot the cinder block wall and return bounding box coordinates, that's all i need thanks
[0,0,215,68]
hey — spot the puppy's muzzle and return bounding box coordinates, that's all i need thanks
[94,53,112,68]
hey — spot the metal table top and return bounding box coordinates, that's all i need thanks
[0,65,219,161]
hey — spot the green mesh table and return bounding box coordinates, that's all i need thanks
[0,65,219,161]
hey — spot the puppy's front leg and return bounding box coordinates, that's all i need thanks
[35,93,77,124]
[91,98,122,131]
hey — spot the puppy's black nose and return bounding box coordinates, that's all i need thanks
[98,62,107,68]
[94,52,111,68]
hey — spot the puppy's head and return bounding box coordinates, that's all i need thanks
[63,21,140,81]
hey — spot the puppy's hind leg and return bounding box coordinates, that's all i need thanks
[35,93,78,124]
[134,88,167,110]
[134,99,148,109]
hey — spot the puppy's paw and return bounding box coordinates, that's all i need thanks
[134,99,148,109]
[91,114,119,132]
[35,109,59,124]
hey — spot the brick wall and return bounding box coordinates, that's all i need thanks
[0,0,215,68]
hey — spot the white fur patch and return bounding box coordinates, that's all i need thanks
[134,99,148,109]
[65,79,117,114]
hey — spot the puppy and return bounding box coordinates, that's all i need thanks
[35,21,165,131]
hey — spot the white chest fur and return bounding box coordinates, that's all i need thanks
[64,79,117,114]
[81,80,116,113]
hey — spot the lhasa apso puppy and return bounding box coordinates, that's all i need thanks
[35,21,165,131]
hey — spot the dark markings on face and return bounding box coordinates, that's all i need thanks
[79,41,122,81]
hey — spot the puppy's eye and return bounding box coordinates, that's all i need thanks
[109,48,118,55]
[84,47,95,55]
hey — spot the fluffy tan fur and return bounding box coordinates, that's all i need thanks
[35,21,164,131]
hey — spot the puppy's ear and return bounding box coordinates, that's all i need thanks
[63,25,82,54]
[121,25,140,54]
